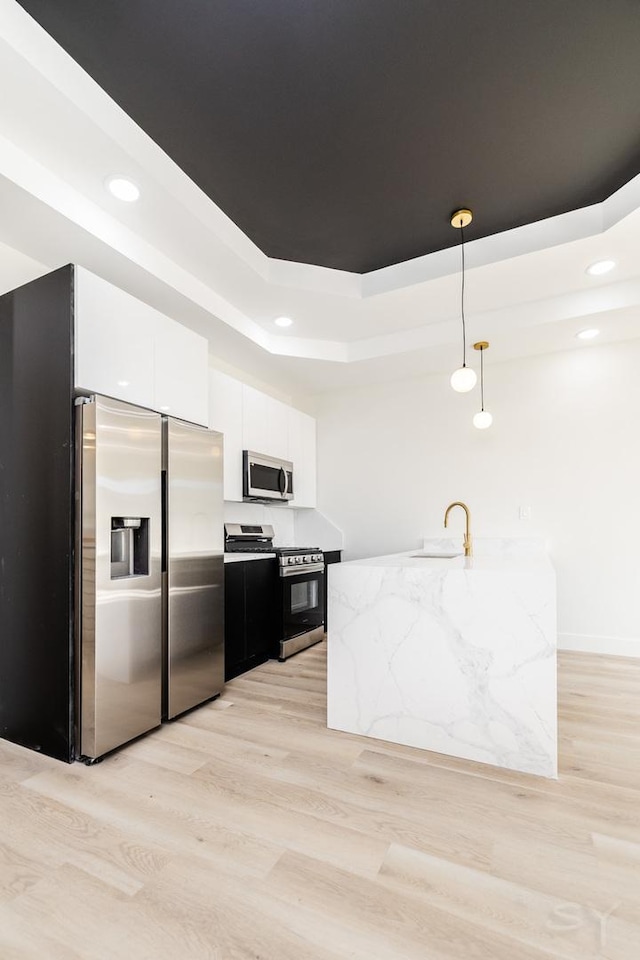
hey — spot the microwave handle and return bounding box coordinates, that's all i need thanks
[279,467,286,496]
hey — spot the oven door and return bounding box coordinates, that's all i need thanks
[281,568,325,641]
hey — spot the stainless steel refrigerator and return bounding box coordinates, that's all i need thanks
[76,395,224,761]
[162,416,224,720]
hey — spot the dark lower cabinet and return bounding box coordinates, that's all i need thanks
[224,559,277,681]
[323,550,342,633]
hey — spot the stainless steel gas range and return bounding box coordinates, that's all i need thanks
[224,524,325,660]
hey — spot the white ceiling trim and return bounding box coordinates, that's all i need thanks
[347,277,640,364]
[0,0,270,279]
[6,0,640,305]
[2,0,640,375]
[0,132,273,351]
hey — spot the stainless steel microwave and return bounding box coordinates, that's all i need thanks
[243,450,294,502]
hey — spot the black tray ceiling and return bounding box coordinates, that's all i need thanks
[17,1,640,274]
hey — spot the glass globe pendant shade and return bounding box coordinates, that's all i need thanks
[473,410,493,430]
[450,365,477,393]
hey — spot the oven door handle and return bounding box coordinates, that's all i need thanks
[280,562,325,578]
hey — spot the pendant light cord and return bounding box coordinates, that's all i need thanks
[460,222,467,367]
[480,344,485,411]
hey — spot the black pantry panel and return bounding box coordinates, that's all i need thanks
[0,265,75,762]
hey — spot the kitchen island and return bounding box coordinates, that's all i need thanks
[327,540,557,777]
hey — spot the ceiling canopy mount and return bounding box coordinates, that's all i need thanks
[450,209,473,230]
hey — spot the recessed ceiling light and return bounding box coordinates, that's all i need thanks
[274,316,293,328]
[117,379,130,387]
[576,329,600,340]
[106,176,140,202]
[585,259,615,277]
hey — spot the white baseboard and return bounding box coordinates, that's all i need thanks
[559,632,640,658]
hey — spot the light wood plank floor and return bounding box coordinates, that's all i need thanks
[1,646,639,959]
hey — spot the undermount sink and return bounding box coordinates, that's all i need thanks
[410,552,463,559]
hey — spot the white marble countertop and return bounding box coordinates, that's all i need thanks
[327,537,557,778]
[338,549,553,575]
[224,552,276,563]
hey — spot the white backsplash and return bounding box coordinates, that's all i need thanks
[296,509,344,551]
[223,501,296,546]
[223,502,343,551]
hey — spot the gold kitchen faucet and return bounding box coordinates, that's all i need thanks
[444,501,472,557]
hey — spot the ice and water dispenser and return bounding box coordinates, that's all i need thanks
[110,517,150,579]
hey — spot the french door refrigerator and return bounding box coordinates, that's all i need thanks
[76,395,224,761]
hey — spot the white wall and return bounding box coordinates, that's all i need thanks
[315,338,640,656]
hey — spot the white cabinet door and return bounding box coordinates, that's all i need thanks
[242,385,290,460]
[75,267,155,409]
[210,370,244,501]
[266,397,291,460]
[241,385,269,455]
[288,408,317,508]
[75,267,209,426]
[154,315,208,426]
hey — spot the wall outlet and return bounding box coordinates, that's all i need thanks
[519,505,532,520]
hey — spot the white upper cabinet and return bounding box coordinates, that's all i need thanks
[288,407,317,508]
[213,375,317,506]
[73,270,316,502]
[74,268,155,410]
[74,267,209,426]
[241,384,269,455]
[267,397,291,461]
[242,385,290,461]
[209,370,244,501]
[154,313,208,425]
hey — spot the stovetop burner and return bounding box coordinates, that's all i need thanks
[224,543,322,555]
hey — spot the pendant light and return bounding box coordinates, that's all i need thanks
[472,341,493,429]
[450,208,477,393]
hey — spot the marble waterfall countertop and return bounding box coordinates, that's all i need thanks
[327,539,557,778]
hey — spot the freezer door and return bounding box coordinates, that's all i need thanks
[78,396,162,759]
[163,418,224,719]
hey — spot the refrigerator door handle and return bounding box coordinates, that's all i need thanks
[161,469,167,574]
